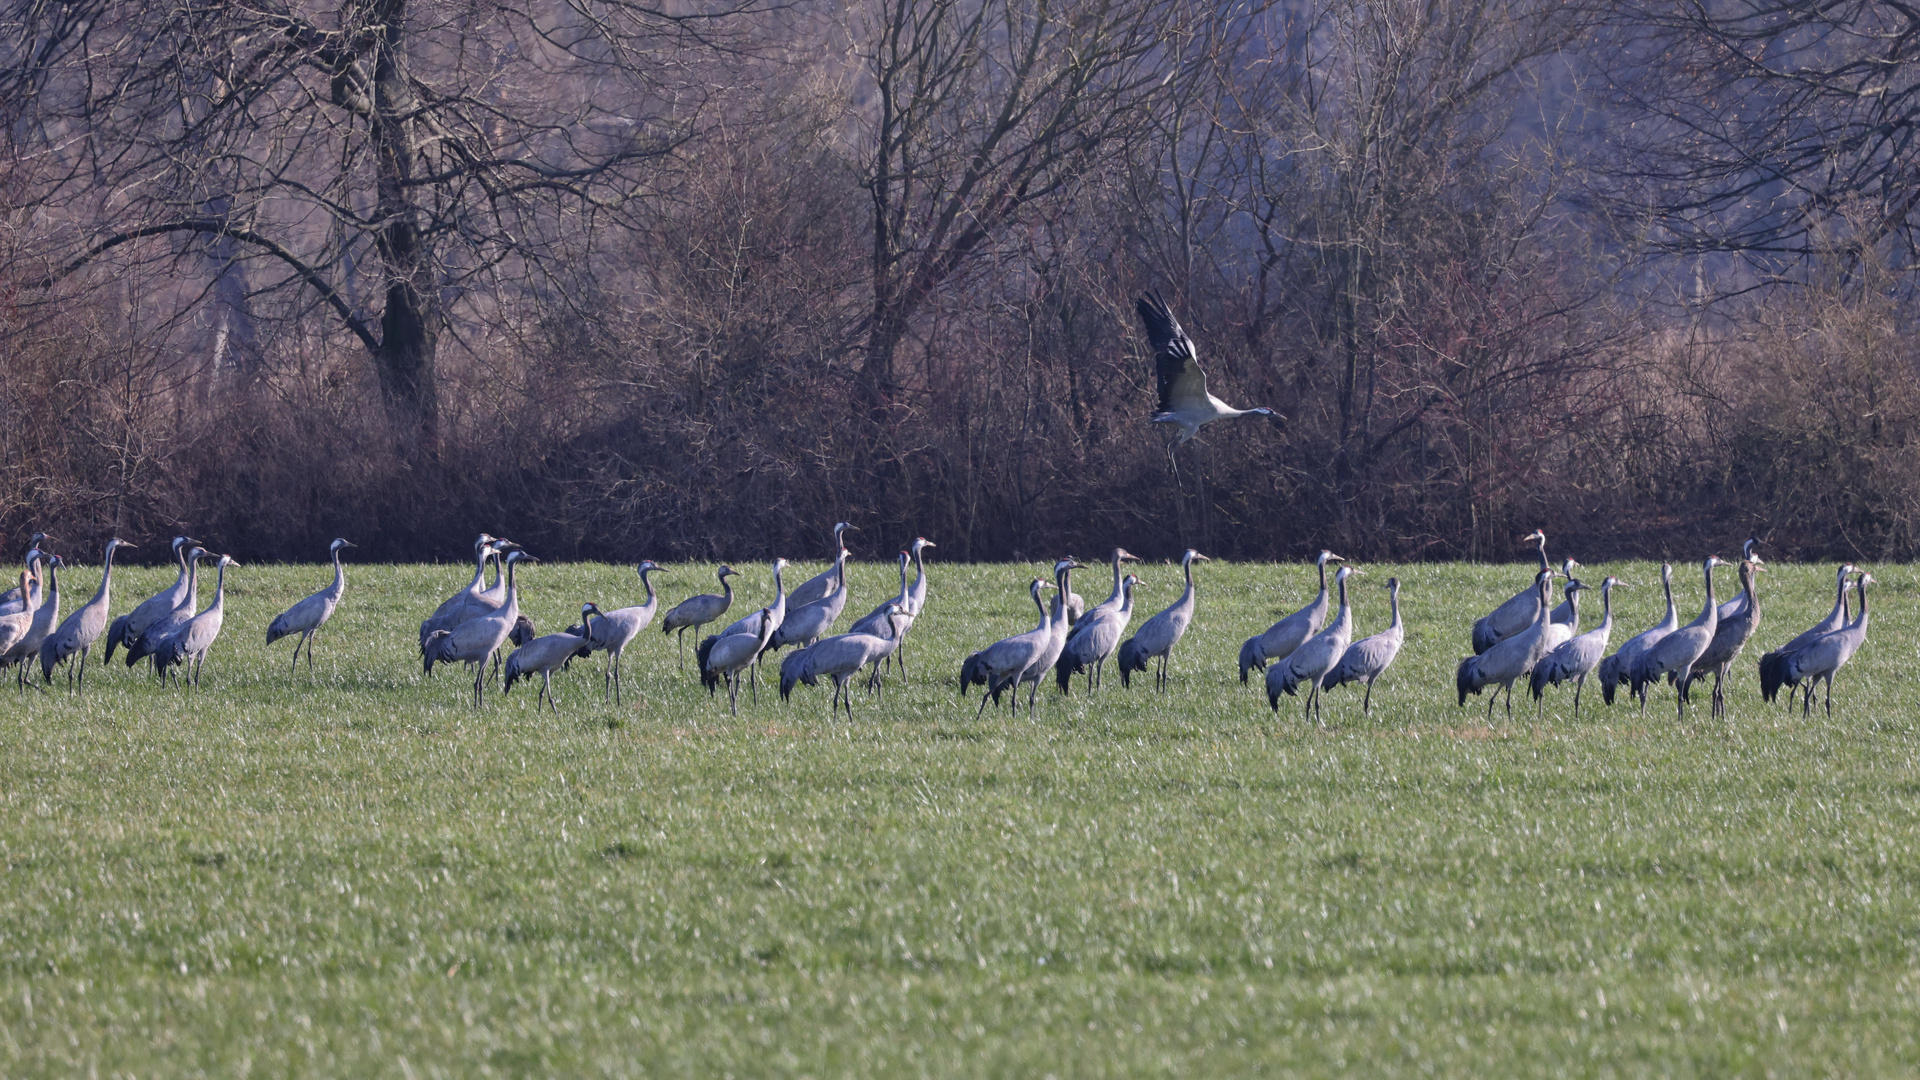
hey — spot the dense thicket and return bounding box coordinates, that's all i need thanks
[4,0,1919,564]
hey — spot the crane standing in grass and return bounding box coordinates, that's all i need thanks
[1240,550,1343,683]
[1629,556,1726,718]
[156,554,238,687]
[1530,577,1619,717]
[2,554,61,687]
[423,550,537,708]
[40,537,132,687]
[962,579,1059,716]
[1269,565,1358,722]
[787,523,856,609]
[699,610,778,716]
[125,547,210,671]
[1472,530,1556,654]
[1758,563,1855,709]
[1683,556,1764,718]
[1762,571,1875,717]
[1599,562,1676,706]
[780,605,907,718]
[106,536,198,662]
[1011,559,1084,712]
[1456,569,1555,721]
[660,566,737,669]
[505,621,592,713]
[579,561,665,704]
[1118,550,1209,691]
[266,538,356,675]
[1055,573,1139,694]
[1321,576,1405,714]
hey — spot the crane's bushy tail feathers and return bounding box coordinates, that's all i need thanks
[1054,653,1078,693]
[1456,656,1481,706]
[1597,655,1619,705]
[1116,637,1146,688]
[1238,637,1262,684]
[695,635,722,695]
[422,630,453,675]
[265,613,293,646]
[503,656,526,693]
[104,616,128,663]
[1529,663,1549,700]
[1470,618,1498,655]
[1758,651,1789,703]
[959,652,986,697]
[780,649,811,701]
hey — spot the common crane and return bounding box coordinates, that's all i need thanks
[1629,556,1726,717]
[579,560,666,704]
[787,522,856,609]
[154,554,238,687]
[0,533,48,608]
[1268,565,1358,722]
[266,538,356,675]
[1456,569,1555,721]
[0,545,48,616]
[1011,559,1085,712]
[1135,292,1275,445]
[765,546,850,657]
[961,579,1059,716]
[422,550,537,708]
[1322,576,1405,714]
[659,566,738,670]
[1239,550,1343,683]
[39,537,132,687]
[698,610,777,715]
[1762,571,1874,717]
[1683,557,1764,718]
[715,558,789,702]
[124,547,210,670]
[1471,530,1554,654]
[1117,549,1209,691]
[779,606,905,719]
[0,571,37,664]
[105,536,197,662]
[1599,562,1677,705]
[419,536,514,664]
[1054,573,1139,693]
[1530,577,1619,717]
[2,554,61,687]
[1758,563,1856,707]
[505,626,592,713]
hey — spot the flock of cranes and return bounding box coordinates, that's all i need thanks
[0,525,1882,726]
[0,300,1882,719]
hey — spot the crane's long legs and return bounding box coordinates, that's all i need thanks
[305,631,317,673]
[1363,678,1375,715]
[1572,675,1583,718]
[677,628,687,670]
[474,656,488,708]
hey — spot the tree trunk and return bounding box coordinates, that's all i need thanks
[370,0,439,439]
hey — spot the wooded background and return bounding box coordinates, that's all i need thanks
[5,0,1918,563]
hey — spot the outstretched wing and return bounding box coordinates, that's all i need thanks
[1136,292,1210,414]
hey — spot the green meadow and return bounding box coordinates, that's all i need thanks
[0,556,1915,1076]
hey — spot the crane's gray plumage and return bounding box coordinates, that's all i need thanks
[504,628,591,713]
[697,610,777,715]
[1011,559,1085,711]
[422,551,536,707]
[962,579,1059,716]
[787,522,855,609]
[1548,558,1584,625]
[1,554,62,686]
[1599,562,1678,706]
[1118,550,1209,691]
[714,558,788,703]
[1629,556,1726,717]
[1758,563,1856,706]
[849,551,918,683]
[1716,538,1763,621]
[125,547,209,669]
[765,547,850,656]
[1472,530,1553,654]
[1081,548,1141,627]
[1763,572,1874,717]
[1054,573,1139,694]
[105,535,197,662]
[1530,578,1619,717]
[40,537,132,687]
[0,533,48,609]
[580,560,665,703]
[0,570,36,666]
[660,565,737,670]
[1268,565,1358,722]
[266,538,355,675]
[1136,292,1275,445]
[1456,570,1555,721]
[154,554,238,686]
[419,535,512,663]
[849,551,911,638]
[780,606,905,718]
[0,546,48,617]
[1239,550,1343,683]
[1536,574,1584,662]
[1683,558,1763,718]
[1322,576,1405,714]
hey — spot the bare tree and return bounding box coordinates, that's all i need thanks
[854,0,1178,418]
[4,0,759,440]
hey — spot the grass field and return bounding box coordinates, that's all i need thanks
[0,554,1916,1076]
